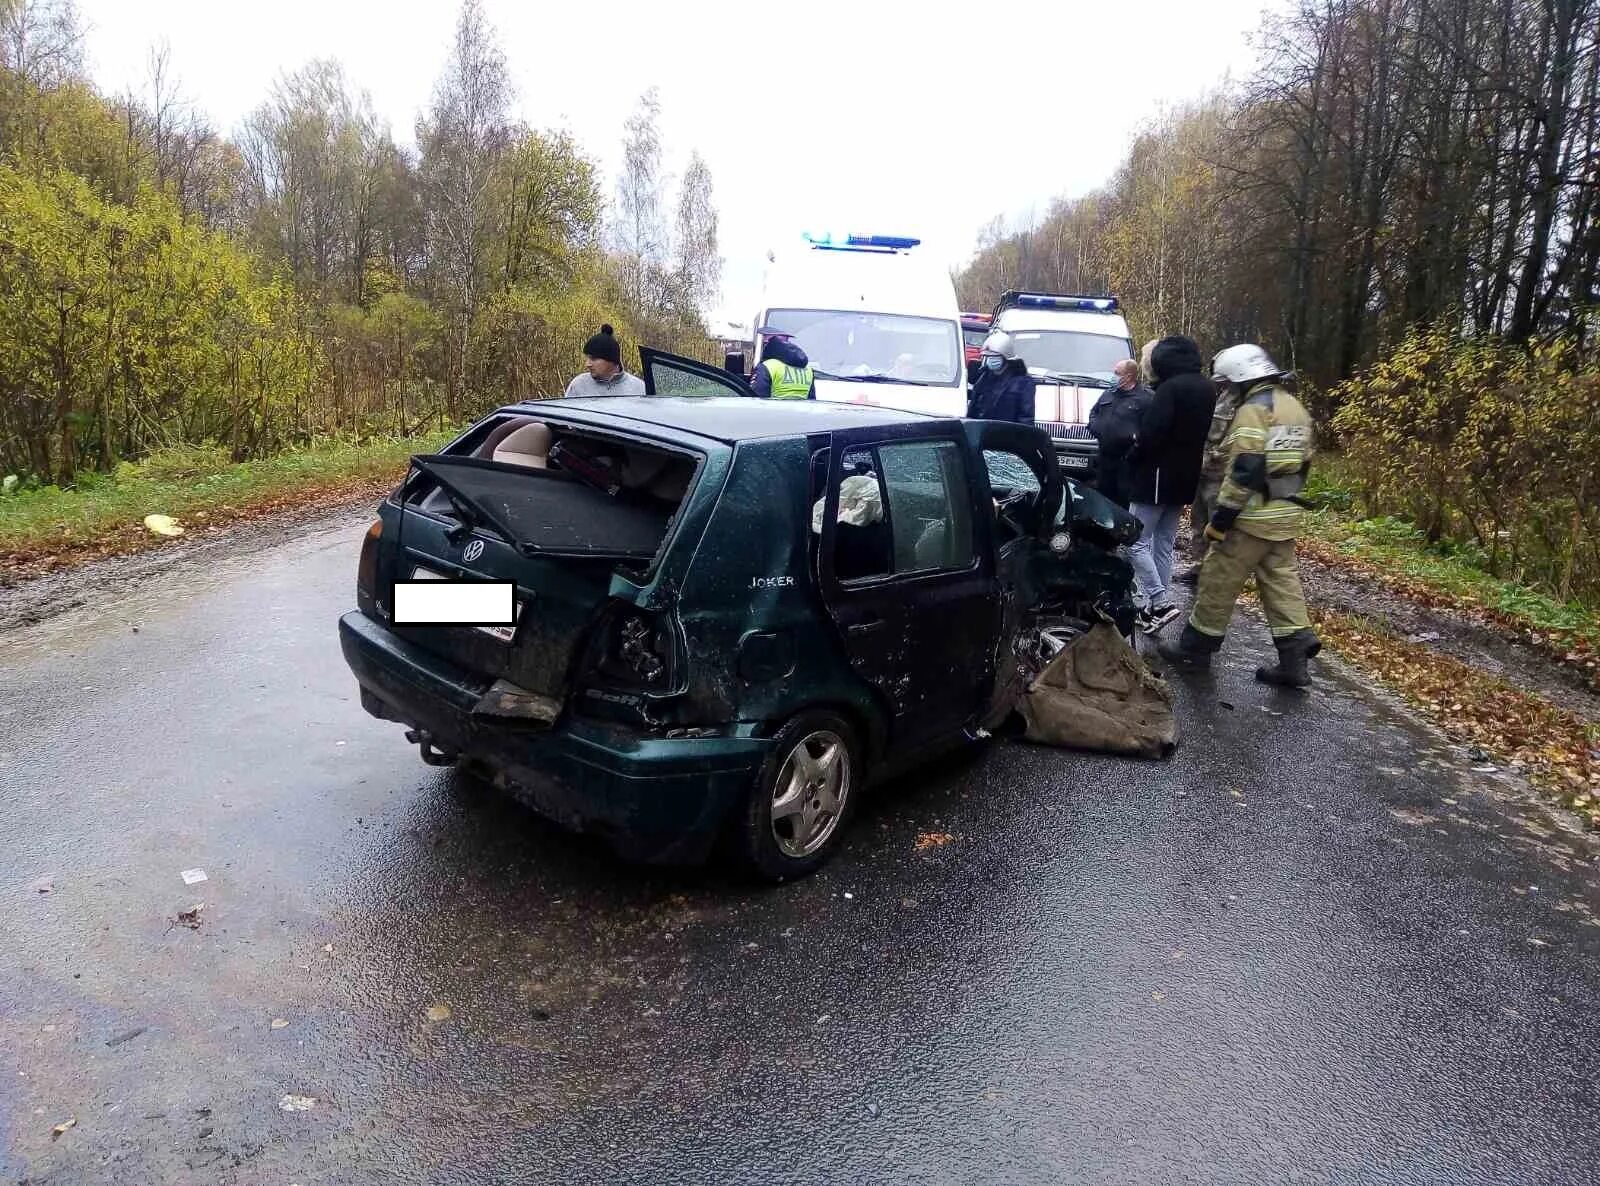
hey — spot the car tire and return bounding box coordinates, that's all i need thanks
[736,711,861,883]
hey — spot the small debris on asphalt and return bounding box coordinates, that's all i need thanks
[900,898,918,909]
[29,874,53,894]
[913,831,956,852]
[321,943,334,954]
[105,1026,146,1048]
[1528,938,1551,948]
[1175,789,1189,798]
[1467,745,1490,761]
[271,1018,289,1029]
[816,1014,831,1024]
[180,868,207,886]
[842,892,854,900]
[278,1094,317,1112]
[426,1004,451,1022]
[50,1116,76,1141]
[1219,700,1235,711]
[1151,991,1166,1002]
[1472,764,1497,773]
[174,903,205,930]
[865,1102,879,1118]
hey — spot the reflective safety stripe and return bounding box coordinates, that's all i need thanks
[764,358,813,399]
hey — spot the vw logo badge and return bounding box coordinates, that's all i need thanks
[462,540,485,562]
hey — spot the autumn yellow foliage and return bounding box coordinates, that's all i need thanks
[1331,324,1600,605]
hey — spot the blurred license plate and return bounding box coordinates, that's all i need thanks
[411,565,523,641]
[1058,455,1091,470]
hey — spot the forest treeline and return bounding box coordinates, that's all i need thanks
[957,0,1598,387]
[0,0,718,484]
[957,0,1599,602]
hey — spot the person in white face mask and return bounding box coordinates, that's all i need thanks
[965,331,1036,424]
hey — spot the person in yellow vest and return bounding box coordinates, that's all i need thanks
[1157,343,1322,687]
[749,326,816,399]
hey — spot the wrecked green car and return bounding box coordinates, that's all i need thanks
[338,348,1139,880]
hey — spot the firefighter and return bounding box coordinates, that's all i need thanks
[749,327,816,399]
[1157,343,1322,687]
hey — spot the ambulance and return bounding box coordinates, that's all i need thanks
[742,232,967,417]
[989,290,1137,481]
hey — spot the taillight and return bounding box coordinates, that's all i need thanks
[589,607,678,690]
[616,614,667,684]
[357,517,382,603]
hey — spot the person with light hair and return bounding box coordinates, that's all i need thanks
[1138,338,1159,386]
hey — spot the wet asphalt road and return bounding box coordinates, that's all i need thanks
[3,511,1600,1185]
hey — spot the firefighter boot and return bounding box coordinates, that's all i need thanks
[1256,629,1321,688]
[1157,624,1221,670]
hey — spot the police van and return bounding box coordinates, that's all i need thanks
[990,290,1137,480]
[741,232,967,417]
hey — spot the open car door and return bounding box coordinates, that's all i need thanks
[964,421,1066,732]
[638,346,752,398]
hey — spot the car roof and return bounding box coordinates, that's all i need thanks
[517,396,951,444]
[759,247,959,322]
[994,306,1133,336]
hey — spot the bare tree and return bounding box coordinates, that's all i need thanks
[614,87,667,311]
[672,150,719,316]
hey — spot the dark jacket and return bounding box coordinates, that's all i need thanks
[967,359,1036,423]
[1127,335,1215,506]
[749,337,816,398]
[1087,381,1154,506]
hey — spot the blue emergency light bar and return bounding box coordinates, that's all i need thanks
[802,231,922,252]
[1007,291,1120,312]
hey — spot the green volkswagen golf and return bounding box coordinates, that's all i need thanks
[338,349,1139,880]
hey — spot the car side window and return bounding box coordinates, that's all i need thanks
[644,355,747,397]
[878,440,975,575]
[828,448,893,581]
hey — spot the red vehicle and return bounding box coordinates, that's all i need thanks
[960,312,992,365]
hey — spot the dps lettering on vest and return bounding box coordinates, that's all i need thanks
[763,358,814,399]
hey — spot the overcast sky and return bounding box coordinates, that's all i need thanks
[75,0,1269,330]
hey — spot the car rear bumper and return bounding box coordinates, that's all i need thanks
[338,610,771,864]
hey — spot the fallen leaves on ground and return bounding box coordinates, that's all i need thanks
[1312,606,1599,828]
[173,903,205,930]
[913,831,956,852]
[425,1004,451,1022]
[50,1117,76,1140]
[1300,535,1599,690]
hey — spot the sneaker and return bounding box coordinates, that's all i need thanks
[1138,603,1182,634]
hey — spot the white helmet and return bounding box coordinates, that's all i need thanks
[1211,343,1281,385]
[981,330,1018,361]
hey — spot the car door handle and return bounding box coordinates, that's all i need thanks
[847,618,887,636]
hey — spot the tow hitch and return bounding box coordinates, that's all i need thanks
[404,728,459,767]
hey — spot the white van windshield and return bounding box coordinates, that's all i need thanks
[1009,331,1129,387]
[763,308,962,387]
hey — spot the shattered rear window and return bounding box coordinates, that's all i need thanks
[409,457,678,560]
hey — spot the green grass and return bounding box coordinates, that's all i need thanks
[0,431,457,558]
[1301,463,1600,649]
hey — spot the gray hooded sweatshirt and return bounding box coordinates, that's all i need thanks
[563,368,646,398]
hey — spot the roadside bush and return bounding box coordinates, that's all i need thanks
[1331,322,1600,605]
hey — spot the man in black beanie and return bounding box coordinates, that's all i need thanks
[564,324,646,397]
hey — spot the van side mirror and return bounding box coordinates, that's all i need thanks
[724,351,745,376]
